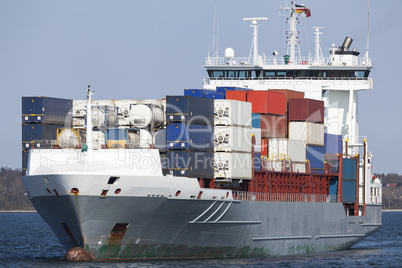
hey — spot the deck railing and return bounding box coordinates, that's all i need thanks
[232,191,338,203]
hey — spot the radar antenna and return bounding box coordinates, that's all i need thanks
[243,17,268,65]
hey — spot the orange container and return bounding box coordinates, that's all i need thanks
[226,90,247,101]
[247,91,286,115]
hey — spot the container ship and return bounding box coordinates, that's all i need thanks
[22,3,382,261]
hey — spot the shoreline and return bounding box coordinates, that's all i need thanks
[382,209,402,212]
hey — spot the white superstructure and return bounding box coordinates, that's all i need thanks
[203,2,379,209]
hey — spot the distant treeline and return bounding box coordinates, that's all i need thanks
[0,167,34,211]
[376,173,402,210]
[0,167,400,211]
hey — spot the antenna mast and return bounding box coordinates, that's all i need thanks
[313,27,324,64]
[366,0,370,62]
[243,17,268,65]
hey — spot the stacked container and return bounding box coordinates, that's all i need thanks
[288,98,325,173]
[22,96,72,175]
[184,89,224,99]
[166,96,214,178]
[213,99,252,180]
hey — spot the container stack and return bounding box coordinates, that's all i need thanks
[184,89,224,99]
[341,158,357,202]
[22,96,72,175]
[165,96,214,178]
[288,98,325,174]
[213,99,252,180]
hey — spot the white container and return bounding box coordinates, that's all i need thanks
[139,129,153,148]
[292,162,306,173]
[214,152,252,179]
[248,128,262,153]
[288,139,307,162]
[264,160,286,172]
[153,129,167,152]
[214,126,251,153]
[268,138,288,160]
[214,99,252,127]
[268,138,306,162]
[289,122,324,146]
[129,104,163,128]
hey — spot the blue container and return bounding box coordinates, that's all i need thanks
[342,180,356,202]
[22,97,72,125]
[167,150,214,178]
[106,128,127,140]
[329,179,338,196]
[22,150,28,174]
[324,133,342,154]
[22,124,63,149]
[184,89,203,97]
[166,123,214,151]
[203,92,224,99]
[342,158,357,180]
[306,145,324,169]
[216,86,250,96]
[251,113,261,128]
[254,153,262,171]
[166,96,214,125]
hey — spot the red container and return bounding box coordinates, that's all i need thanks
[247,91,286,115]
[269,89,304,112]
[261,138,268,156]
[288,98,324,123]
[260,114,287,138]
[226,90,247,101]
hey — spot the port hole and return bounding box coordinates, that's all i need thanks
[108,176,120,184]
[115,188,121,194]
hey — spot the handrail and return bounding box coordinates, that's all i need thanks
[232,191,338,203]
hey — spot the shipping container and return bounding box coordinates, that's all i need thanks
[292,162,306,173]
[342,180,356,202]
[22,96,72,125]
[249,128,262,153]
[166,150,214,178]
[260,114,287,138]
[22,124,64,149]
[329,179,338,196]
[268,138,306,162]
[268,138,288,160]
[306,145,325,169]
[247,91,286,115]
[214,152,252,179]
[269,89,304,112]
[203,92,224,99]
[184,89,203,97]
[264,159,287,172]
[254,153,262,171]
[106,128,128,149]
[289,122,324,146]
[251,113,261,128]
[261,138,268,156]
[226,90,247,102]
[288,98,324,123]
[324,133,343,155]
[214,99,252,127]
[166,123,213,151]
[166,96,214,125]
[22,150,28,175]
[216,86,249,95]
[214,126,251,153]
[342,158,357,180]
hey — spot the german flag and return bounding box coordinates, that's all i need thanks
[295,4,311,17]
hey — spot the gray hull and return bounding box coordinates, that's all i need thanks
[30,195,382,259]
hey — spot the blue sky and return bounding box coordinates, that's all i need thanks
[0,0,401,174]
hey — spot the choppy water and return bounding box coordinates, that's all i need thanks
[0,211,400,267]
